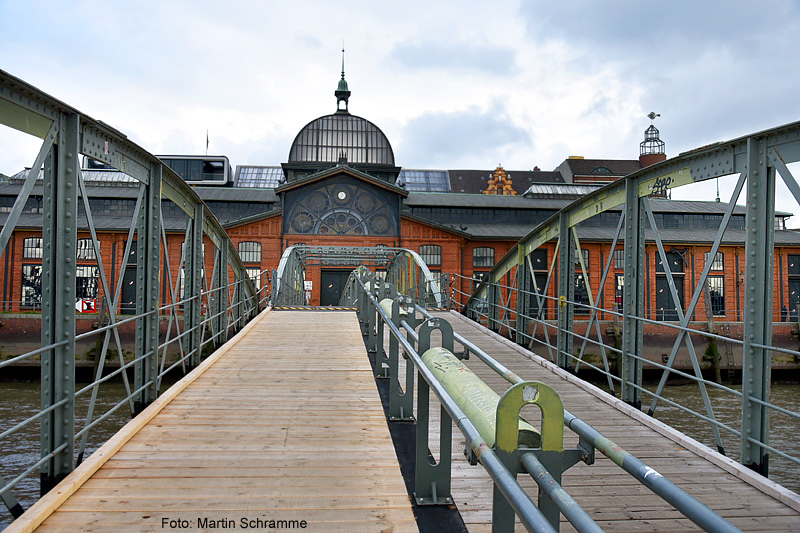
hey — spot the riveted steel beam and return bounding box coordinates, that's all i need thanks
[186,204,204,367]
[557,213,574,371]
[515,247,531,346]
[216,245,229,345]
[741,136,776,475]
[40,112,79,495]
[621,178,645,409]
[133,164,162,414]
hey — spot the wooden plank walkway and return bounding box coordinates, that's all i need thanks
[430,311,800,532]
[8,310,418,532]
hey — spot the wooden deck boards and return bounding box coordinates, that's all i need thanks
[11,306,800,532]
[429,311,800,532]
[12,310,417,533]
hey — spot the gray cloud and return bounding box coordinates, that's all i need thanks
[519,2,799,59]
[396,105,531,167]
[518,2,800,155]
[388,41,516,76]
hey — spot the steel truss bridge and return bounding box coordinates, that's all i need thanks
[1,69,800,531]
[271,245,444,308]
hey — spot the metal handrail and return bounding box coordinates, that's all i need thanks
[416,301,740,532]
[456,267,800,471]
[352,273,558,532]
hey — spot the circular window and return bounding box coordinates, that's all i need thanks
[370,214,390,235]
[337,190,347,201]
[290,212,314,233]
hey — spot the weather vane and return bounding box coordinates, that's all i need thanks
[648,112,661,123]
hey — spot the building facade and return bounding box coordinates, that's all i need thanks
[3,74,800,327]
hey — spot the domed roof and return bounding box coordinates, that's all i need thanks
[288,113,395,166]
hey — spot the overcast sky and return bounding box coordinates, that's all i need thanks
[1,1,799,216]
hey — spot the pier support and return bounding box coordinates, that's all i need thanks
[741,136,775,476]
[621,179,645,409]
[40,112,79,494]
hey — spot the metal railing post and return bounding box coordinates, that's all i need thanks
[232,271,242,332]
[489,280,496,330]
[367,281,379,355]
[133,162,162,413]
[39,112,79,495]
[414,318,454,506]
[389,296,415,421]
[741,136,776,475]
[557,213,574,371]
[186,205,204,367]
[375,282,390,378]
[216,247,229,345]
[516,249,531,347]
[622,179,645,408]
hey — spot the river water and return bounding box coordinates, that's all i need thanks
[0,380,165,530]
[0,380,798,529]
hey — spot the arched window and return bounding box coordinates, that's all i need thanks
[23,237,42,259]
[76,238,97,260]
[238,241,261,263]
[473,247,495,269]
[419,245,441,267]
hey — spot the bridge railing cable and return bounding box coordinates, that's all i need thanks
[411,303,742,533]
[347,268,564,532]
[454,120,800,483]
[0,69,261,522]
[350,268,743,532]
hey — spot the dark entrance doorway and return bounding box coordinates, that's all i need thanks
[655,275,684,321]
[529,272,548,320]
[121,267,137,315]
[320,269,353,306]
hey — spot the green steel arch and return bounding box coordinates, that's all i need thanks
[462,120,800,476]
[0,69,261,505]
[272,245,444,307]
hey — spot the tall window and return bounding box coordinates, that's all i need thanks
[23,237,42,259]
[419,245,441,267]
[708,276,725,316]
[614,249,625,270]
[245,267,261,290]
[22,265,42,307]
[574,273,590,315]
[574,249,589,270]
[473,247,495,269]
[655,252,684,273]
[76,266,99,299]
[76,238,98,260]
[615,274,625,312]
[788,254,800,321]
[704,252,724,270]
[238,241,261,263]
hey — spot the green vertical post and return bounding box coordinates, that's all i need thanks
[232,269,242,332]
[621,179,645,408]
[217,246,229,345]
[389,297,414,420]
[414,319,453,506]
[375,284,390,378]
[368,282,379,355]
[557,212,574,371]
[488,279,500,332]
[516,248,531,346]
[40,112,78,495]
[186,205,203,367]
[134,162,162,413]
[495,381,567,531]
[741,136,775,475]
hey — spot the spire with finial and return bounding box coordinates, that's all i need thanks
[335,44,351,113]
[640,112,665,156]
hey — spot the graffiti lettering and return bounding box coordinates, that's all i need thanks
[651,175,673,195]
